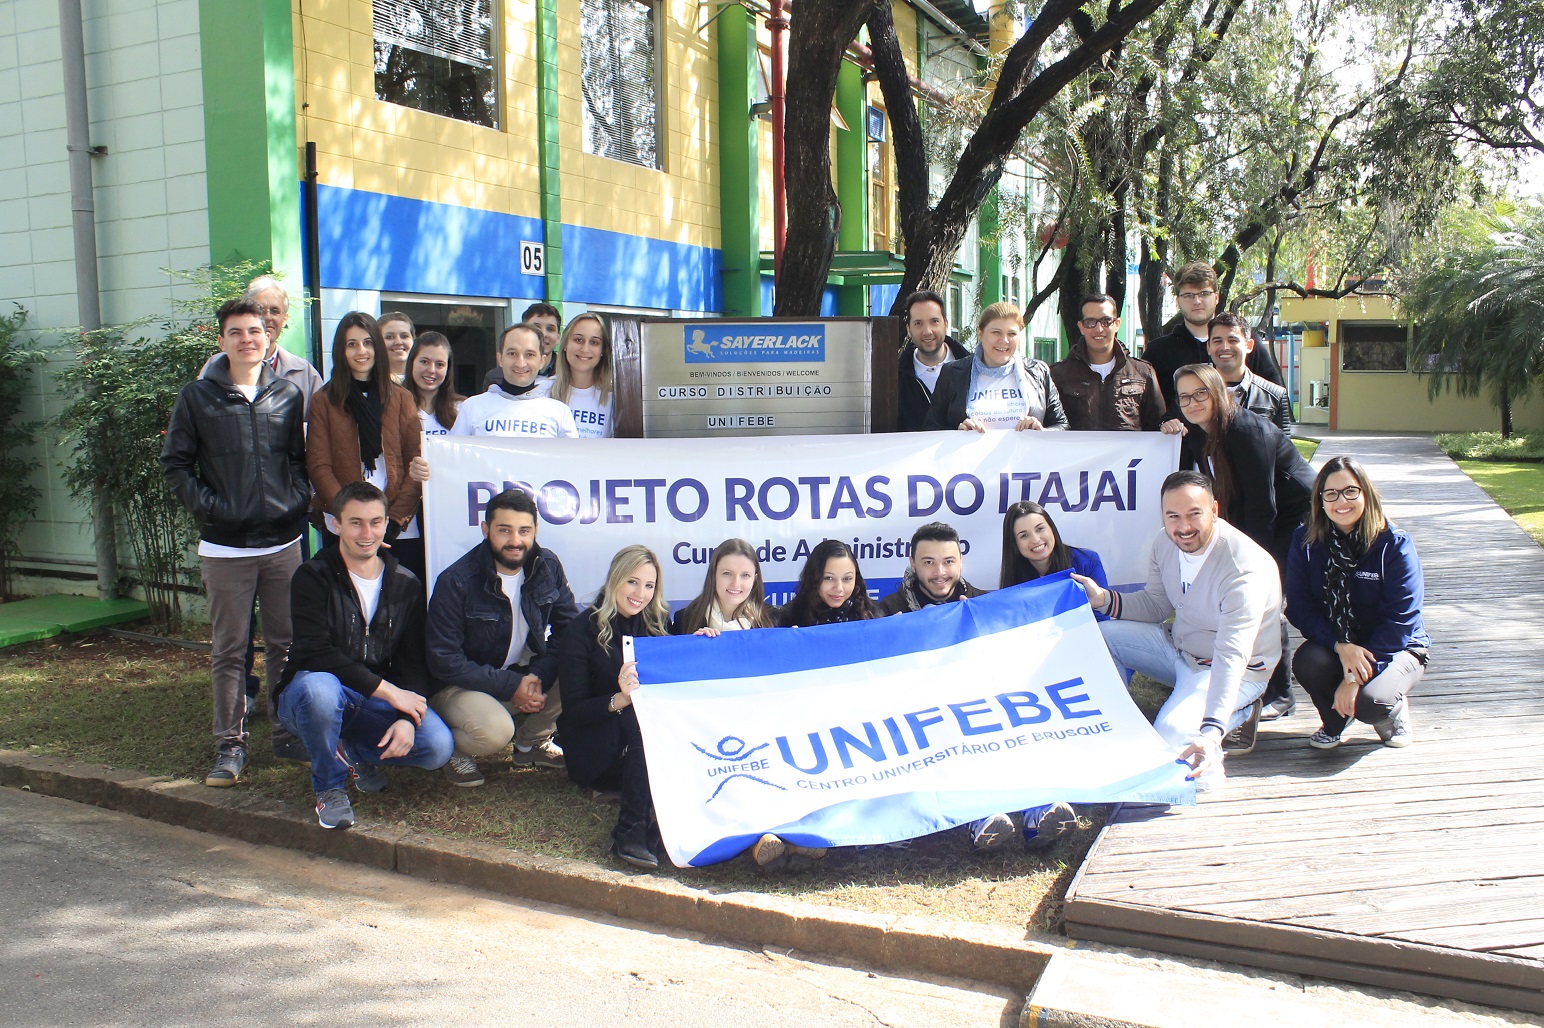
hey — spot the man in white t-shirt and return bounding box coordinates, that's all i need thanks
[1072,470,1282,790]
[273,482,453,829]
[426,489,579,786]
[162,298,311,788]
[454,324,579,439]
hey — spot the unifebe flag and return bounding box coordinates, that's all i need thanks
[630,572,1194,867]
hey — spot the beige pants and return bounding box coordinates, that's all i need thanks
[428,683,561,757]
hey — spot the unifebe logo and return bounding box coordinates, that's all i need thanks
[684,324,825,364]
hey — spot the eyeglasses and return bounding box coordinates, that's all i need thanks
[1321,486,1362,502]
[1080,317,1117,329]
[1176,390,1210,407]
[257,306,284,318]
[1178,290,1216,302]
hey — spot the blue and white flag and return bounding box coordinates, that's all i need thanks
[630,573,1194,867]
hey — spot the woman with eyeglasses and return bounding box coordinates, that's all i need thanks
[1285,457,1428,749]
[1173,363,1314,718]
[1173,364,1314,556]
[923,302,1068,432]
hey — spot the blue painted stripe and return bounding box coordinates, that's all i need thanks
[759,274,842,317]
[314,183,725,311]
[634,572,1088,685]
[562,224,722,311]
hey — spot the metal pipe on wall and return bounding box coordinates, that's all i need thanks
[58,0,119,600]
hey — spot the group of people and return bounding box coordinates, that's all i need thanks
[157,271,1429,873]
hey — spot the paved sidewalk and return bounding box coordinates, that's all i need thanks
[1064,433,1544,1013]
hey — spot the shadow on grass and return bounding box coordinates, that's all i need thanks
[0,632,1102,936]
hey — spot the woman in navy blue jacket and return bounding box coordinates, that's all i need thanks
[1285,456,1430,749]
[999,500,1110,619]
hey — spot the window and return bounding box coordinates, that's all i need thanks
[580,0,660,168]
[1340,322,1409,372]
[374,0,499,128]
[1034,337,1059,363]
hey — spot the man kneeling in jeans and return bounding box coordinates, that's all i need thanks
[426,488,578,786]
[274,481,452,828]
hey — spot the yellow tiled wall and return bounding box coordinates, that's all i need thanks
[292,0,718,248]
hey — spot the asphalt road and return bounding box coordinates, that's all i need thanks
[0,786,1020,1027]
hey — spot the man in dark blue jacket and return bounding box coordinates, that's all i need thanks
[895,290,969,431]
[426,488,579,787]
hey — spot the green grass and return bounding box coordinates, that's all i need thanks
[0,632,1105,933]
[1436,431,1544,461]
[1292,437,1320,461]
[1455,460,1544,547]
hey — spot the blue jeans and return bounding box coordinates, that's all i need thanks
[1099,620,1268,749]
[276,671,454,794]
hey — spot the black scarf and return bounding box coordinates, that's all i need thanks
[809,595,869,625]
[1325,526,1366,643]
[896,567,972,612]
[345,378,383,473]
[495,375,541,397]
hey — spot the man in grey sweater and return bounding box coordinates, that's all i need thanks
[1071,470,1281,788]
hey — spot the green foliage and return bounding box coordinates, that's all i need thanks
[1435,430,1544,460]
[52,262,268,628]
[0,305,45,599]
[1402,202,1544,437]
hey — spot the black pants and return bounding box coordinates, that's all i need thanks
[1292,641,1426,735]
[1262,519,1299,705]
[568,708,653,834]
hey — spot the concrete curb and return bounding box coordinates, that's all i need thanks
[0,750,1053,992]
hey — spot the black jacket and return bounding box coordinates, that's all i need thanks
[922,356,1069,431]
[1230,369,1292,431]
[1144,325,1285,417]
[556,608,654,787]
[896,336,969,431]
[1181,408,1315,559]
[878,570,985,616]
[161,356,310,548]
[425,541,579,699]
[276,547,430,702]
[1050,341,1166,431]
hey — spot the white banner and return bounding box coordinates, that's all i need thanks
[631,574,1195,866]
[422,430,1179,606]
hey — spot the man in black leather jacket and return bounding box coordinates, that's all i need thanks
[273,482,453,829]
[426,488,578,787]
[161,298,310,789]
[895,290,969,432]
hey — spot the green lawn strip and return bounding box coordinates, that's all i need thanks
[1455,460,1544,547]
[1436,431,1544,461]
[1292,437,1320,461]
[0,632,1100,933]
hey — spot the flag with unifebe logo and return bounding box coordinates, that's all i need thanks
[630,573,1195,867]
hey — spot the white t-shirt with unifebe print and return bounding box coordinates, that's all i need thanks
[564,385,615,439]
[450,384,579,438]
[965,359,1031,430]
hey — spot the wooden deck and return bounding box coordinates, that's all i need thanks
[1063,433,1544,1014]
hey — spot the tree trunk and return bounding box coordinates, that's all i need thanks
[1501,382,1514,438]
[775,1,878,316]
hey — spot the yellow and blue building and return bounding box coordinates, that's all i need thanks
[3,0,1037,593]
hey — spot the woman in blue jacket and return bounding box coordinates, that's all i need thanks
[1285,456,1430,749]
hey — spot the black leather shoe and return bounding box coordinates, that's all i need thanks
[612,837,659,871]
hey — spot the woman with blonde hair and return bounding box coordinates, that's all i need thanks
[550,313,616,438]
[923,301,1067,432]
[1286,457,1428,749]
[557,545,673,869]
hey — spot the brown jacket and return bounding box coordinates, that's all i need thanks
[1050,341,1165,432]
[306,383,422,526]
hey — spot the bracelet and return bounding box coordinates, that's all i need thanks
[608,694,619,714]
